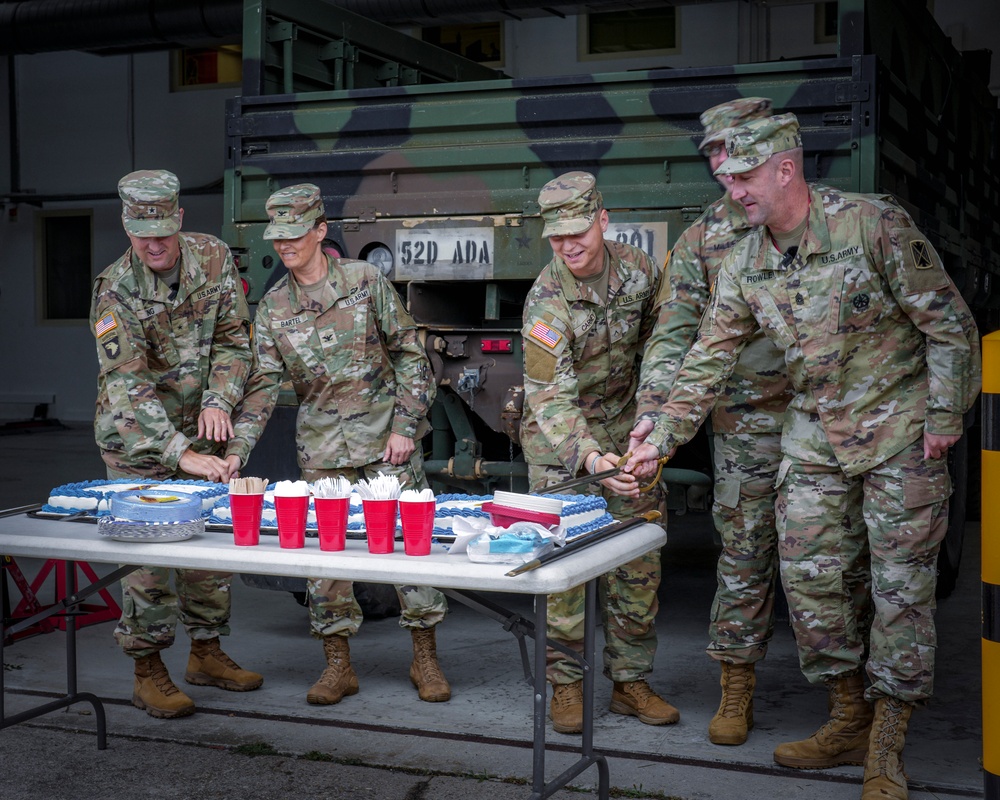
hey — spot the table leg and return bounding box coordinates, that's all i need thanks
[0,560,137,748]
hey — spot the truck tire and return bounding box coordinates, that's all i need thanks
[936,432,969,599]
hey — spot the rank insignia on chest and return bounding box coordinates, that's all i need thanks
[528,320,562,349]
[94,312,118,337]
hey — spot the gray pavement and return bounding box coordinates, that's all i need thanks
[0,424,985,799]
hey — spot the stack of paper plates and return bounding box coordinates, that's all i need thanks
[493,491,563,515]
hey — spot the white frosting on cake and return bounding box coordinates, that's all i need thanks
[45,480,226,517]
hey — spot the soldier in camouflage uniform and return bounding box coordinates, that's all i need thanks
[634,98,871,746]
[623,114,980,800]
[521,171,678,735]
[224,184,450,706]
[91,169,262,719]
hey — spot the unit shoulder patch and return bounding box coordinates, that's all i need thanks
[909,240,933,269]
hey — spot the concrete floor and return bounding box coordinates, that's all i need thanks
[0,423,985,799]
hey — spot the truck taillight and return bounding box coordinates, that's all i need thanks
[481,339,512,353]
[241,278,251,296]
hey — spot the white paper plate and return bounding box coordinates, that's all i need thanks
[493,491,563,515]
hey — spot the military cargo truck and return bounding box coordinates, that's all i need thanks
[224,0,999,596]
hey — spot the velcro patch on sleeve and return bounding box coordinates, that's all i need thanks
[524,342,558,383]
[527,320,562,349]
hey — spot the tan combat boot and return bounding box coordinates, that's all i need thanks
[133,651,196,719]
[862,697,913,800]
[550,680,584,734]
[307,634,359,705]
[610,680,680,725]
[773,671,873,768]
[186,637,263,691]
[409,628,451,702]
[709,662,756,745]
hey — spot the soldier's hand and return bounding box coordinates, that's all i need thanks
[178,450,232,483]
[924,431,960,461]
[593,452,639,497]
[224,455,242,483]
[628,418,655,455]
[622,443,662,479]
[199,407,235,443]
[383,433,415,466]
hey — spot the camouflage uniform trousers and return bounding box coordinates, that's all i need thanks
[107,466,232,658]
[708,432,872,665]
[777,435,948,703]
[528,464,662,685]
[303,449,447,638]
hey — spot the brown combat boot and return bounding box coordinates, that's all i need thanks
[307,634,360,705]
[186,638,263,691]
[862,697,913,800]
[610,680,680,725]
[550,680,584,734]
[409,628,451,702]
[709,662,756,745]
[773,671,873,769]
[133,651,196,719]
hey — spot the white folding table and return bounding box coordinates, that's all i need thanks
[0,508,666,800]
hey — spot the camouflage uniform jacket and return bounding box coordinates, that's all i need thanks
[91,233,251,476]
[635,191,791,433]
[645,186,981,477]
[228,255,435,470]
[521,240,662,474]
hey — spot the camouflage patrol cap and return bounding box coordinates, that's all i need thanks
[118,169,181,237]
[715,113,803,176]
[538,171,603,238]
[698,97,773,150]
[263,184,325,240]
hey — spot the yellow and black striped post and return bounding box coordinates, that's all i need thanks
[983,330,1000,797]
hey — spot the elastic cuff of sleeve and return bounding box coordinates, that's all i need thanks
[202,396,234,415]
[925,411,964,438]
[391,417,418,439]
[644,431,668,458]
[160,432,191,472]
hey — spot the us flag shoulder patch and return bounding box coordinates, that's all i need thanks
[528,321,562,349]
[94,312,118,337]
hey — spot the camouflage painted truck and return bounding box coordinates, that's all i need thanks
[224,0,1000,596]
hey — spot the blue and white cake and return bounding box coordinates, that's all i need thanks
[44,479,226,518]
[208,490,613,539]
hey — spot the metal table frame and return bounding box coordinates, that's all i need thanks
[0,512,665,800]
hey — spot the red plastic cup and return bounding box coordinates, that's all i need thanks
[362,499,398,554]
[399,500,435,556]
[230,493,264,546]
[315,496,349,552]
[275,495,308,548]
